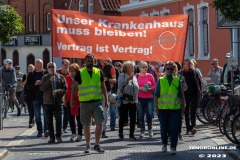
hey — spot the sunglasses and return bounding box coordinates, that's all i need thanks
[166,68,174,71]
[141,66,148,68]
[48,66,55,69]
[15,68,20,70]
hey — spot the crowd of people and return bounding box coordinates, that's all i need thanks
[0,52,237,155]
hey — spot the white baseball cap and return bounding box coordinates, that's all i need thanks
[225,53,231,58]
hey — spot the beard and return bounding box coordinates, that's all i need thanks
[86,64,93,68]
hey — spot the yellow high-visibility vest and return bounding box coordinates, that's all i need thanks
[158,76,181,110]
[78,67,102,102]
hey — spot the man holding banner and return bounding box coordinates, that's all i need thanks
[70,53,108,153]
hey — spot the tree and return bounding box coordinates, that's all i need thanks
[0,5,24,44]
[212,0,240,21]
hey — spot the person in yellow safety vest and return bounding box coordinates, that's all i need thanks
[70,53,109,154]
[154,61,185,155]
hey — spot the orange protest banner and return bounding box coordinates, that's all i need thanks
[51,9,189,62]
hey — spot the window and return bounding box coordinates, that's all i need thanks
[28,15,31,32]
[27,54,35,71]
[130,0,138,3]
[202,7,209,56]
[79,0,83,12]
[238,29,240,64]
[197,1,209,59]
[150,9,159,16]
[33,14,36,32]
[183,3,195,59]
[47,12,51,32]
[43,49,50,69]
[160,7,170,15]
[140,11,148,17]
[187,9,195,57]
[1,48,6,66]
[234,29,240,64]
[88,0,93,13]
[13,50,19,67]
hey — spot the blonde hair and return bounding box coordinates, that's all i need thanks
[122,61,134,73]
[183,59,194,69]
[28,64,34,69]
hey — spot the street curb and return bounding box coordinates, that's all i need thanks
[0,149,8,159]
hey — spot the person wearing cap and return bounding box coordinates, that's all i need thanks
[0,59,21,117]
[220,53,240,83]
[207,59,223,85]
[15,65,27,113]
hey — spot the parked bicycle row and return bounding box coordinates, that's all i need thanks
[196,81,240,145]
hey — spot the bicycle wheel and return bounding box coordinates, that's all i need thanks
[223,109,238,144]
[231,113,240,144]
[196,107,209,124]
[218,105,228,135]
[206,99,222,126]
[3,98,9,118]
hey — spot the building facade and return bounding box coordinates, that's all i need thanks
[1,0,120,72]
[1,0,239,77]
[119,0,240,77]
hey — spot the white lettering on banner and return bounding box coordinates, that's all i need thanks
[95,27,146,37]
[57,42,92,53]
[56,14,94,25]
[55,14,185,29]
[56,27,90,35]
[112,45,152,55]
[98,19,184,29]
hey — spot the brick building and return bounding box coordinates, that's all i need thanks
[118,0,240,78]
[1,0,239,78]
[0,0,120,71]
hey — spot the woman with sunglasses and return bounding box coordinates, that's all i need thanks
[154,61,185,155]
[136,61,156,138]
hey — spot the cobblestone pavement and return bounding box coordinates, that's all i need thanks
[1,110,240,160]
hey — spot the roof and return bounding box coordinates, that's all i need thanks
[100,0,120,11]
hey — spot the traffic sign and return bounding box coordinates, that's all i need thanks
[227,57,238,71]
[216,10,240,29]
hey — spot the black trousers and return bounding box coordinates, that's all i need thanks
[119,103,137,136]
[184,95,198,132]
[44,104,62,139]
[25,98,34,124]
[63,105,69,130]
[67,103,83,135]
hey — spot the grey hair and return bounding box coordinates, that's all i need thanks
[35,59,43,64]
[47,62,56,68]
[138,61,148,68]
[122,61,134,73]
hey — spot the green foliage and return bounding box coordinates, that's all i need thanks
[0,5,24,44]
[212,0,240,21]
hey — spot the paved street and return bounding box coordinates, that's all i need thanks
[0,109,240,160]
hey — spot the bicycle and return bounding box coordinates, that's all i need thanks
[1,90,11,119]
[205,84,228,126]
[222,91,240,144]
[196,91,210,124]
[231,109,240,144]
